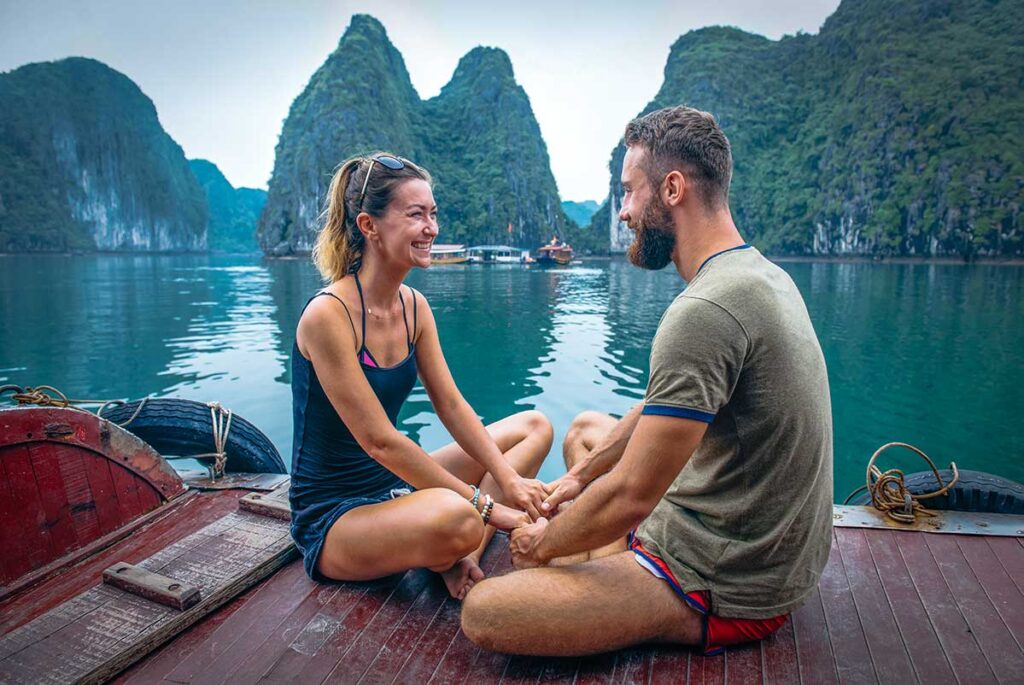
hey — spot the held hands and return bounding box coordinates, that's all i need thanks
[486,500,531,531]
[540,473,583,516]
[500,475,548,521]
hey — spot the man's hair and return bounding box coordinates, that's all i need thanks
[623,106,732,210]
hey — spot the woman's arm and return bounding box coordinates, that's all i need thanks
[411,291,547,519]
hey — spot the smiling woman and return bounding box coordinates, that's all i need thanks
[289,152,554,599]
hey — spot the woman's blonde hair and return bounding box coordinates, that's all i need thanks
[312,152,432,282]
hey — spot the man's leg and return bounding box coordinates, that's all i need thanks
[461,551,703,656]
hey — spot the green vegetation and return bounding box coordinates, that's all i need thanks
[562,200,600,227]
[596,0,1024,257]
[189,160,265,253]
[258,15,569,255]
[0,58,206,252]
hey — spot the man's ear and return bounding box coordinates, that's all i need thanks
[663,170,686,207]
[355,212,378,243]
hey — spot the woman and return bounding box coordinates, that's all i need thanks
[290,152,553,599]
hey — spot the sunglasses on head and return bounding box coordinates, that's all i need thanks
[359,155,406,207]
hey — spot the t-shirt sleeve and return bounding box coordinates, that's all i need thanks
[643,296,749,423]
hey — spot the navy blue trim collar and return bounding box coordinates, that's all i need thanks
[695,243,752,277]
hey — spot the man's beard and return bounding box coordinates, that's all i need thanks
[627,196,676,270]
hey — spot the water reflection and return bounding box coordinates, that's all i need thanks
[3,254,1022,498]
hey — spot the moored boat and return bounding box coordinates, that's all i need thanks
[536,237,574,265]
[467,245,529,264]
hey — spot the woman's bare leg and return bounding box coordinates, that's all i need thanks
[317,488,484,587]
[430,410,553,595]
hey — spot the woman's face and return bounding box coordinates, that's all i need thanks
[369,179,438,270]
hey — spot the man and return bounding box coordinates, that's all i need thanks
[460,106,833,656]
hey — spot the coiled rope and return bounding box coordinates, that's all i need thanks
[1,385,233,480]
[844,442,959,524]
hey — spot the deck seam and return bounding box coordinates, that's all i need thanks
[897,533,995,683]
[986,537,1024,595]
[376,582,452,683]
[828,535,881,684]
[838,530,915,682]
[953,536,1024,653]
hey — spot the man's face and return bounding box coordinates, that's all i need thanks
[619,146,676,271]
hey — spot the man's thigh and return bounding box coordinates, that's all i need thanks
[461,551,703,656]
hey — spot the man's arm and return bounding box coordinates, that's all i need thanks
[541,403,643,513]
[513,413,708,566]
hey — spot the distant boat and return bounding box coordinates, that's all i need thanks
[536,237,574,265]
[467,245,529,264]
[429,244,469,264]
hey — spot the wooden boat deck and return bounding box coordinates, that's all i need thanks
[95,523,1023,684]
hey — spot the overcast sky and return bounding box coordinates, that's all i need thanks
[0,0,840,201]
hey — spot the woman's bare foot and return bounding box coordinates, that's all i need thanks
[440,557,485,599]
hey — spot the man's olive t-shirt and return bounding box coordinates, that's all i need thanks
[636,245,833,619]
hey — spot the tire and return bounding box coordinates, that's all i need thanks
[848,469,1024,514]
[98,398,286,474]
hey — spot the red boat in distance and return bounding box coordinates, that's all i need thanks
[536,236,574,265]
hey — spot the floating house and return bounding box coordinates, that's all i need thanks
[428,244,469,264]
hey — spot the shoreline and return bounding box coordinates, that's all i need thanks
[3,251,1023,266]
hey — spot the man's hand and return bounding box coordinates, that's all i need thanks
[540,473,583,516]
[500,475,547,521]
[510,516,549,569]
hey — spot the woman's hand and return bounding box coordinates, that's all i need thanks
[486,501,531,531]
[499,475,548,521]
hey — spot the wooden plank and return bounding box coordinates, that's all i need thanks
[3,444,52,572]
[102,562,201,611]
[239,490,291,521]
[27,443,79,560]
[80,448,125,535]
[106,459,144,525]
[987,537,1024,594]
[611,646,652,684]
[817,535,876,684]
[0,510,296,684]
[113,585,260,684]
[358,573,450,683]
[686,651,724,685]
[761,618,799,685]
[896,531,997,683]
[216,581,341,684]
[957,535,1024,646]
[406,535,510,685]
[57,450,102,546]
[320,569,436,682]
[790,585,838,684]
[0,449,34,583]
[648,648,689,685]
[834,528,916,683]
[723,643,762,685]
[572,650,617,685]
[161,560,314,684]
[498,654,547,685]
[862,530,956,684]
[259,581,373,682]
[924,534,1024,682]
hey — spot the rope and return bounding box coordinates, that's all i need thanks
[844,442,959,524]
[188,402,233,480]
[0,384,148,427]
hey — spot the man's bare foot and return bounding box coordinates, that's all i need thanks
[440,557,485,600]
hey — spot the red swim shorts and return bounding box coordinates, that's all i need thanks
[629,534,788,655]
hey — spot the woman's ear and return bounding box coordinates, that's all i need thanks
[356,212,378,243]
[663,170,686,207]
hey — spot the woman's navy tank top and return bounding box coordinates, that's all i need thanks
[290,277,418,522]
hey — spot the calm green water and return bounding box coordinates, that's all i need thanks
[2,254,1022,499]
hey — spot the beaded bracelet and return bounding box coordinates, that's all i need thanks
[469,485,481,512]
[481,494,494,524]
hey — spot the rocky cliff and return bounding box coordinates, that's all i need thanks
[0,58,207,252]
[189,159,265,253]
[599,0,1023,258]
[257,15,567,255]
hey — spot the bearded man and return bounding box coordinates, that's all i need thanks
[460,105,834,656]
